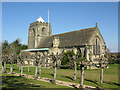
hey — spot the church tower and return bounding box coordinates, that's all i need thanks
[28,16,52,49]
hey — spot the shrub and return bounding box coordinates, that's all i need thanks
[61,51,86,70]
[61,51,75,69]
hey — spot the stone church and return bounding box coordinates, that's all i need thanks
[23,16,107,67]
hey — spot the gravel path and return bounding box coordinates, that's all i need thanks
[6,72,96,89]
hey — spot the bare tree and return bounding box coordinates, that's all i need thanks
[9,55,12,74]
[7,42,18,74]
[21,51,31,73]
[25,56,30,73]
[51,52,57,84]
[34,51,43,75]
[17,56,21,72]
[74,52,88,88]
[32,52,40,78]
[43,51,47,68]
[3,55,8,73]
[1,55,4,72]
[18,54,24,76]
[94,54,108,85]
[20,56,24,76]
[1,55,8,73]
[38,52,43,75]
[79,58,87,88]
[49,52,62,84]
[72,52,82,81]
[73,55,77,81]
[39,57,42,75]
[8,53,15,74]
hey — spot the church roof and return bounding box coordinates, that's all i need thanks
[37,16,45,23]
[37,27,97,48]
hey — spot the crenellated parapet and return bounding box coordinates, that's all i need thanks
[30,21,39,27]
[30,21,51,27]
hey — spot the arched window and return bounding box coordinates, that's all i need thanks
[96,38,98,45]
[93,38,100,54]
[32,28,35,37]
[96,38,98,54]
[31,28,35,48]
[42,27,46,36]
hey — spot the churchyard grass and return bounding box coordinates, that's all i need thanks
[1,73,71,89]
[5,64,119,88]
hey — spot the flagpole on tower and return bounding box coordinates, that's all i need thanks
[48,9,49,34]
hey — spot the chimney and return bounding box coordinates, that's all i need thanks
[53,36,60,48]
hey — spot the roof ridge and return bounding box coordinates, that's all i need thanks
[51,27,96,37]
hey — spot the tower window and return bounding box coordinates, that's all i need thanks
[32,28,35,37]
[42,27,46,36]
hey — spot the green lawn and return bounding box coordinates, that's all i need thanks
[1,73,70,89]
[5,64,119,88]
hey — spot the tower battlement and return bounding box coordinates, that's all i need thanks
[30,21,50,27]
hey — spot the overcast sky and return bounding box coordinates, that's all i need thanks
[2,2,118,52]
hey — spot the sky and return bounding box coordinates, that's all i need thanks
[2,2,118,52]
